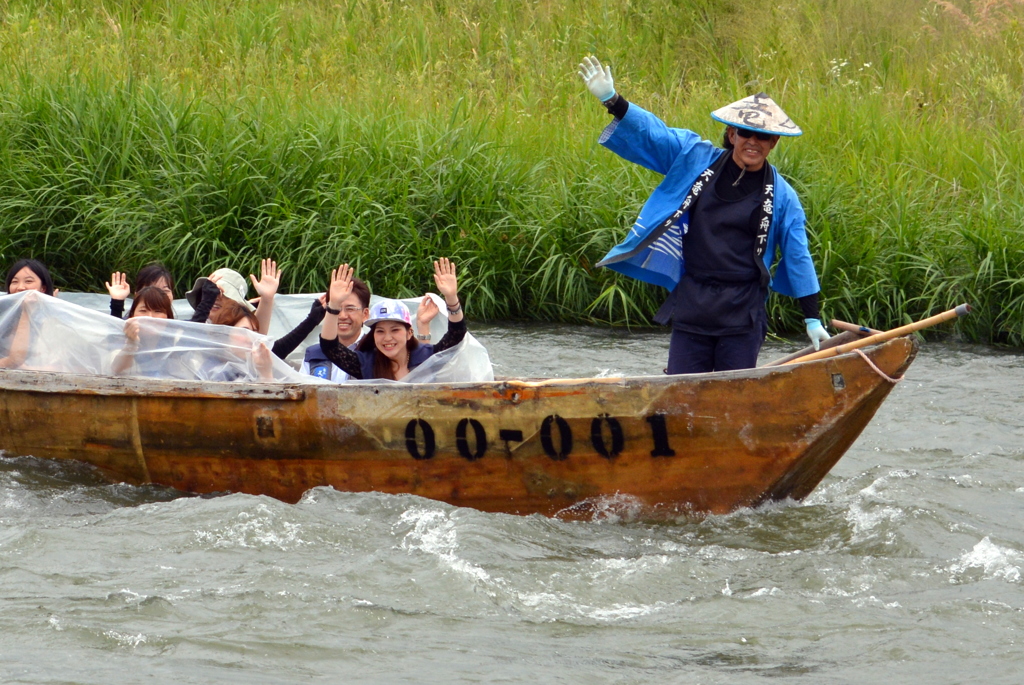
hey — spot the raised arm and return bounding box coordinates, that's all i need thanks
[580,55,706,175]
[272,295,326,359]
[319,264,352,343]
[250,258,281,335]
[429,258,467,352]
[433,258,462,324]
[105,271,130,318]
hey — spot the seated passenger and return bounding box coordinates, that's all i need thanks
[1,259,56,369]
[318,259,466,380]
[295,277,435,379]
[112,286,176,375]
[106,263,176,318]
[4,259,56,296]
[185,259,280,333]
[301,277,369,381]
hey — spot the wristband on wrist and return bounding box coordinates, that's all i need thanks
[325,304,341,315]
[416,333,431,341]
[446,300,461,314]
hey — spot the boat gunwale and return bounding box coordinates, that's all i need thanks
[0,337,914,400]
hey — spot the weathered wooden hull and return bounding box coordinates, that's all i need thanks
[0,337,917,516]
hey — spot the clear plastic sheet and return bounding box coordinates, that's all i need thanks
[3,291,494,384]
[0,291,313,383]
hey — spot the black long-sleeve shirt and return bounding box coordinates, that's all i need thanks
[271,298,326,360]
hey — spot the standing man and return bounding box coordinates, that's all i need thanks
[579,56,829,373]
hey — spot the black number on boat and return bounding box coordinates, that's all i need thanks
[591,414,624,460]
[405,419,436,460]
[540,415,572,461]
[645,414,676,457]
[456,418,487,461]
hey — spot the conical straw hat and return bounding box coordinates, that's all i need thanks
[710,92,802,136]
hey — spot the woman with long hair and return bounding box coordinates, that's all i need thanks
[0,259,57,369]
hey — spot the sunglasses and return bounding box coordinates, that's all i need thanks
[734,128,777,142]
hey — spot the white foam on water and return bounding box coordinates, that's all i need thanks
[515,589,665,623]
[950,474,977,488]
[947,536,1022,584]
[591,554,671,580]
[193,503,309,550]
[846,501,904,544]
[846,472,912,545]
[585,603,662,621]
[747,587,783,598]
[103,630,148,648]
[851,595,902,609]
[858,469,917,499]
[397,508,495,588]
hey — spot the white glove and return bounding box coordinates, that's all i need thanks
[805,318,831,351]
[578,56,616,102]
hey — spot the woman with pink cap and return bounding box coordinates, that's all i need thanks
[317,259,466,381]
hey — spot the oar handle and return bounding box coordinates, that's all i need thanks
[783,304,972,365]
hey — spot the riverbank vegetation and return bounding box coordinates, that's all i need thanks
[0,0,1022,342]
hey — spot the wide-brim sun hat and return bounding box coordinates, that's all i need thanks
[185,268,255,312]
[365,299,412,327]
[710,92,802,137]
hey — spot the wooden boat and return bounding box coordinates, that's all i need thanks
[0,336,917,517]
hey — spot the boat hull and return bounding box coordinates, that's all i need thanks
[0,337,917,516]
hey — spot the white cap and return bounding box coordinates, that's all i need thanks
[364,299,412,327]
[186,268,254,312]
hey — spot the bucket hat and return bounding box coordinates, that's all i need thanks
[185,268,255,312]
[710,92,802,137]
[364,299,412,327]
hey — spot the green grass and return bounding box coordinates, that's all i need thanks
[0,0,1022,342]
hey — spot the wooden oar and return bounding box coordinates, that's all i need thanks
[762,330,865,367]
[830,319,883,336]
[782,304,972,366]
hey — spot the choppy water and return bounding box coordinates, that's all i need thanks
[2,324,1023,684]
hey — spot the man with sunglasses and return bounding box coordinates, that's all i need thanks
[578,56,829,373]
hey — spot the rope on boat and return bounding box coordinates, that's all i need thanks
[855,349,903,384]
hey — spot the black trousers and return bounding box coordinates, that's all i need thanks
[666,320,768,374]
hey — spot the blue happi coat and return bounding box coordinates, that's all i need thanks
[596,103,820,299]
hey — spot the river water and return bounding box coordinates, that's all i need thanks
[2,320,1023,683]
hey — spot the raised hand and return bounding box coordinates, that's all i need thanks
[578,55,615,102]
[105,272,131,300]
[416,295,440,328]
[208,272,226,292]
[328,264,354,309]
[433,258,459,306]
[250,258,281,299]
